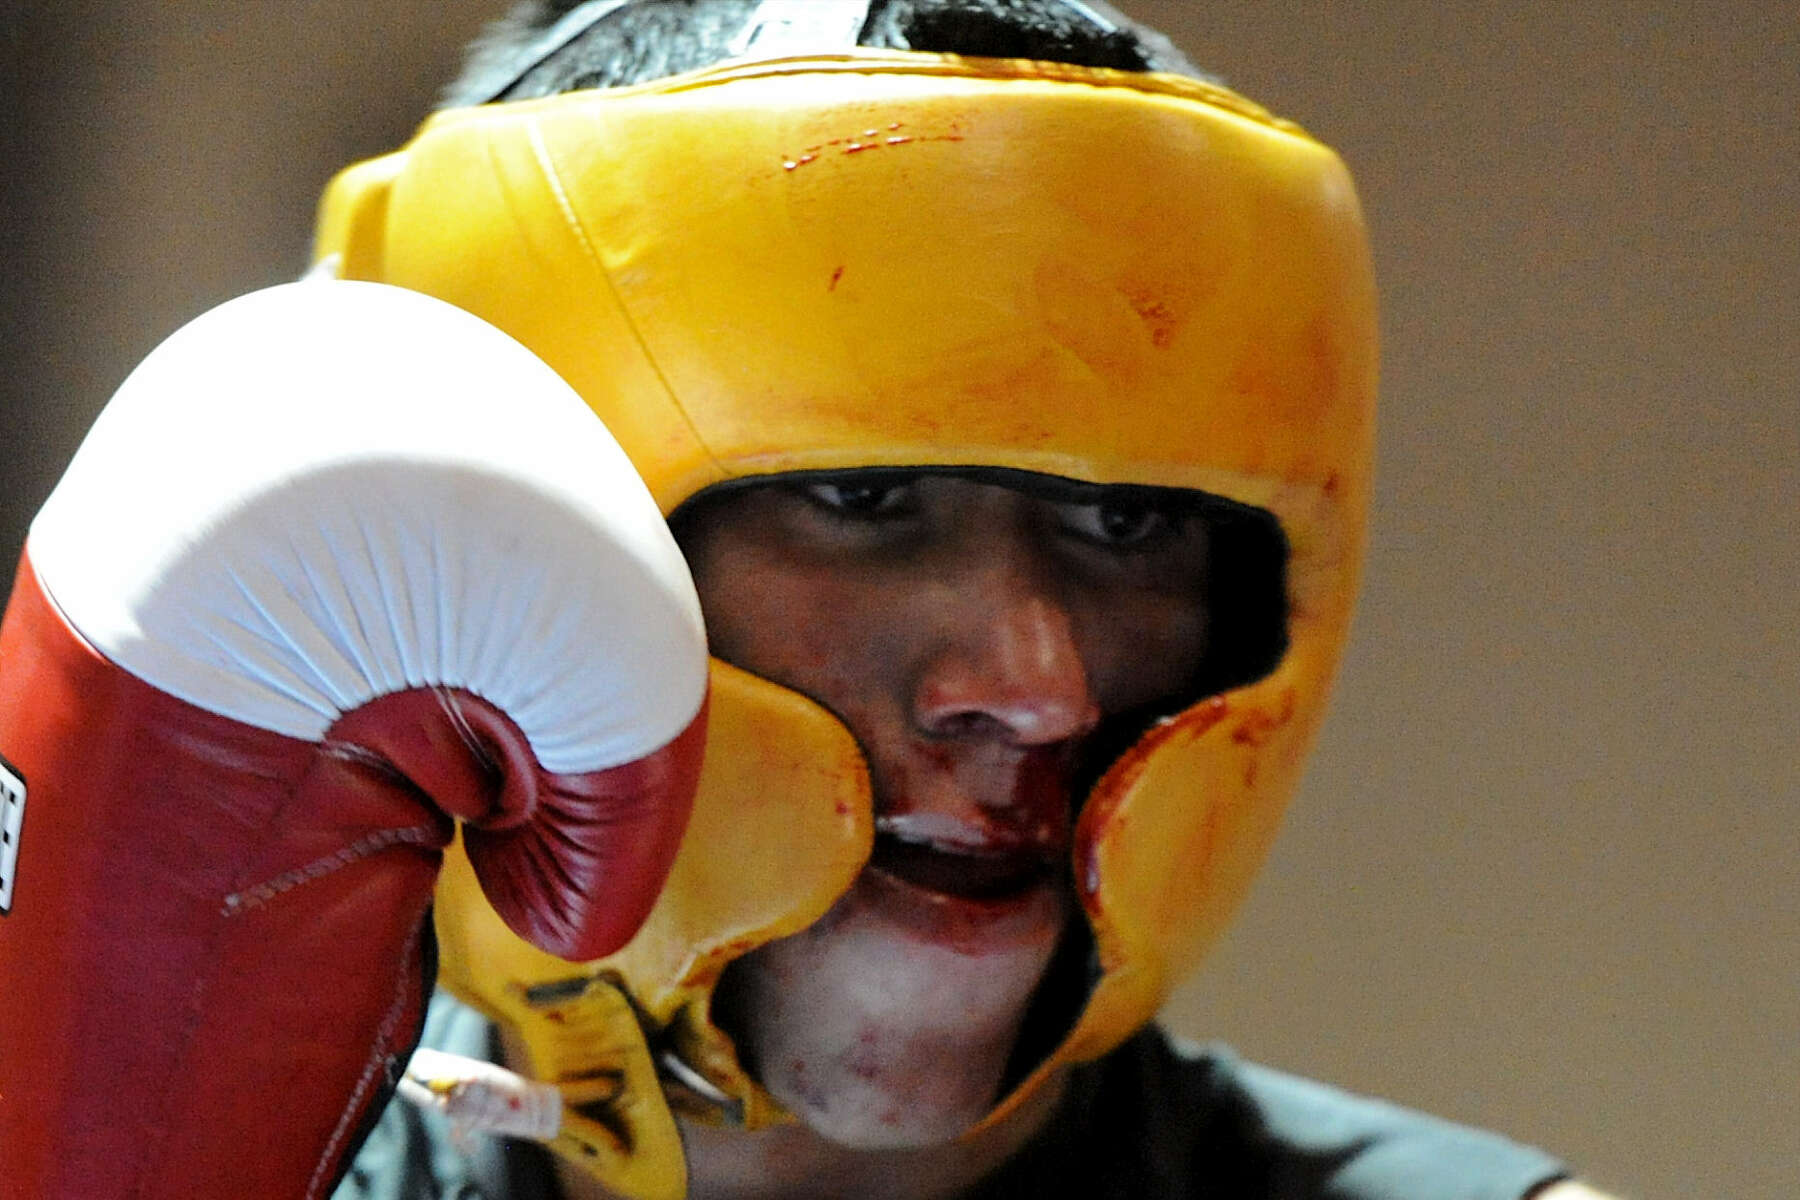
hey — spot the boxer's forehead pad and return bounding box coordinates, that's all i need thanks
[315,48,1375,1198]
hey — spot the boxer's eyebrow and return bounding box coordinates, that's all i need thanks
[686,466,1228,516]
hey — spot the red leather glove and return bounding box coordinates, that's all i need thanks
[0,281,708,1198]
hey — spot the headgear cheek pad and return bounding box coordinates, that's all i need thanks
[315,50,1375,1200]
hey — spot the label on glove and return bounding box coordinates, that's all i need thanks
[0,755,23,914]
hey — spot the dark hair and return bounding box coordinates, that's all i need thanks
[446,0,1210,107]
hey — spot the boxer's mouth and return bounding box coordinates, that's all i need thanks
[869,814,1066,901]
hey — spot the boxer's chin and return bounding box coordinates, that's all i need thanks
[716,862,1071,1150]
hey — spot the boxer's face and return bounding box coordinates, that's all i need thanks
[676,472,1211,1148]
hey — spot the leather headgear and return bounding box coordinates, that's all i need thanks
[314,15,1376,1197]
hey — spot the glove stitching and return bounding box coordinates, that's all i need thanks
[304,917,426,1200]
[219,824,440,916]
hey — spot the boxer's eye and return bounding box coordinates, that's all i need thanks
[802,481,915,518]
[1055,499,1177,548]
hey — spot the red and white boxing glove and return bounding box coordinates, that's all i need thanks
[0,281,708,1198]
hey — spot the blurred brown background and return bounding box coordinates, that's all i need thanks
[3,3,1794,1197]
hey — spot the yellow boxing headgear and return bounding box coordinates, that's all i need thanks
[316,43,1375,1200]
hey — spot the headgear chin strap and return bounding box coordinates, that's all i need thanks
[316,46,1375,1200]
